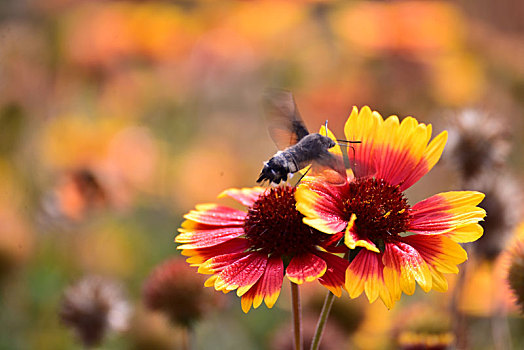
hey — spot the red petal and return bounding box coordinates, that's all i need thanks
[316,251,349,297]
[176,227,245,249]
[409,192,485,242]
[409,195,454,233]
[319,231,347,253]
[401,234,467,275]
[215,252,268,293]
[343,106,380,178]
[401,132,447,191]
[399,158,430,191]
[240,256,284,312]
[180,238,248,265]
[198,251,250,274]
[383,241,432,296]
[346,249,393,308]
[372,117,446,191]
[297,179,350,234]
[184,205,246,226]
[375,144,418,190]
[218,187,266,207]
[286,253,327,284]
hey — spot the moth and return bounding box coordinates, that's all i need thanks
[257,90,359,184]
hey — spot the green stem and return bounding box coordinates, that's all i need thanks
[310,291,335,350]
[291,281,303,350]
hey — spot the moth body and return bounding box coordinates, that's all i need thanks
[257,133,337,184]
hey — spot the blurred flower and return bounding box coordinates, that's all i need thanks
[352,301,393,349]
[102,126,158,192]
[172,143,242,210]
[459,258,516,316]
[332,2,486,106]
[43,169,108,221]
[40,116,157,221]
[445,110,510,182]
[217,1,305,57]
[299,83,370,132]
[270,314,347,350]
[333,1,464,57]
[429,52,485,106]
[466,171,522,261]
[506,227,524,315]
[296,106,486,308]
[143,258,222,326]
[59,275,130,348]
[185,1,305,86]
[41,116,121,169]
[176,186,349,312]
[393,303,453,350]
[397,332,453,350]
[61,2,200,68]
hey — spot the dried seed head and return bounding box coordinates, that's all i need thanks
[464,171,522,261]
[445,109,511,182]
[507,238,524,314]
[143,258,222,327]
[59,275,130,347]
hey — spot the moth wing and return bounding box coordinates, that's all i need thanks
[309,125,346,185]
[309,153,347,185]
[263,89,309,150]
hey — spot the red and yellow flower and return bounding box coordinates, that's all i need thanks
[175,186,349,313]
[296,106,486,308]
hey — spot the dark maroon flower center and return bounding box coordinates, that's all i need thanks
[244,187,327,257]
[342,177,411,243]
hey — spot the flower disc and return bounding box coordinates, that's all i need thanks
[244,187,326,257]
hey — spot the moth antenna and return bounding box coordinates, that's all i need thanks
[336,139,362,144]
[335,139,360,171]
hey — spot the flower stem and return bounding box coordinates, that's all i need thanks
[491,269,512,350]
[310,291,335,350]
[291,281,303,350]
[451,249,470,349]
[180,326,190,350]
